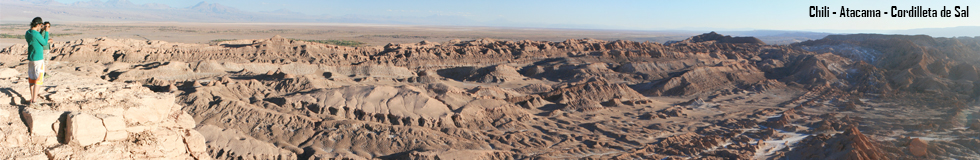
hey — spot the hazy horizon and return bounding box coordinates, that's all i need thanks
[2,0,980,37]
[0,0,969,30]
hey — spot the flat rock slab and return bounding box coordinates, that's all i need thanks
[66,113,107,146]
[22,109,66,137]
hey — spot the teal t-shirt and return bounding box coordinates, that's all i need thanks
[25,29,47,61]
[42,31,50,50]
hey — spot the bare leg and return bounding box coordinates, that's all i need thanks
[29,83,36,104]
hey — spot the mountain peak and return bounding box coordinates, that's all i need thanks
[69,0,136,8]
[24,0,64,6]
[192,1,209,7]
[104,0,136,8]
[141,3,171,9]
[190,1,241,14]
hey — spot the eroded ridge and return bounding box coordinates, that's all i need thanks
[3,32,980,159]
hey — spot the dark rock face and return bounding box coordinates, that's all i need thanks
[684,31,766,44]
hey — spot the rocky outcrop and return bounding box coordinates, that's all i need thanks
[647,62,767,96]
[908,138,929,157]
[196,125,297,160]
[106,60,415,84]
[405,149,517,160]
[678,31,765,44]
[798,34,980,95]
[438,65,525,83]
[640,106,689,120]
[787,126,889,160]
[638,132,726,156]
[539,78,650,111]
[288,85,454,126]
[0,68,208,159]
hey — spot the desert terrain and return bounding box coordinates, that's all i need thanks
[0,22,700,49]
[0,22,979,160]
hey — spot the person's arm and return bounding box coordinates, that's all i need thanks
[33,31,48,48]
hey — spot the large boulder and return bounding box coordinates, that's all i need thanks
[909,138,928,157]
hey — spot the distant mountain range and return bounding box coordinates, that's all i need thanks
[1,0,334,22]
[725,30,833,45]
[2,0,978,41]
[1,0,497,25]
[888,26,980,38]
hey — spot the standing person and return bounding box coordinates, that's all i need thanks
[24,17,47,105]
[41,21,52,51]
[41,21,52,79]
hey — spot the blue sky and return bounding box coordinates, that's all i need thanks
[53,0,980,31]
